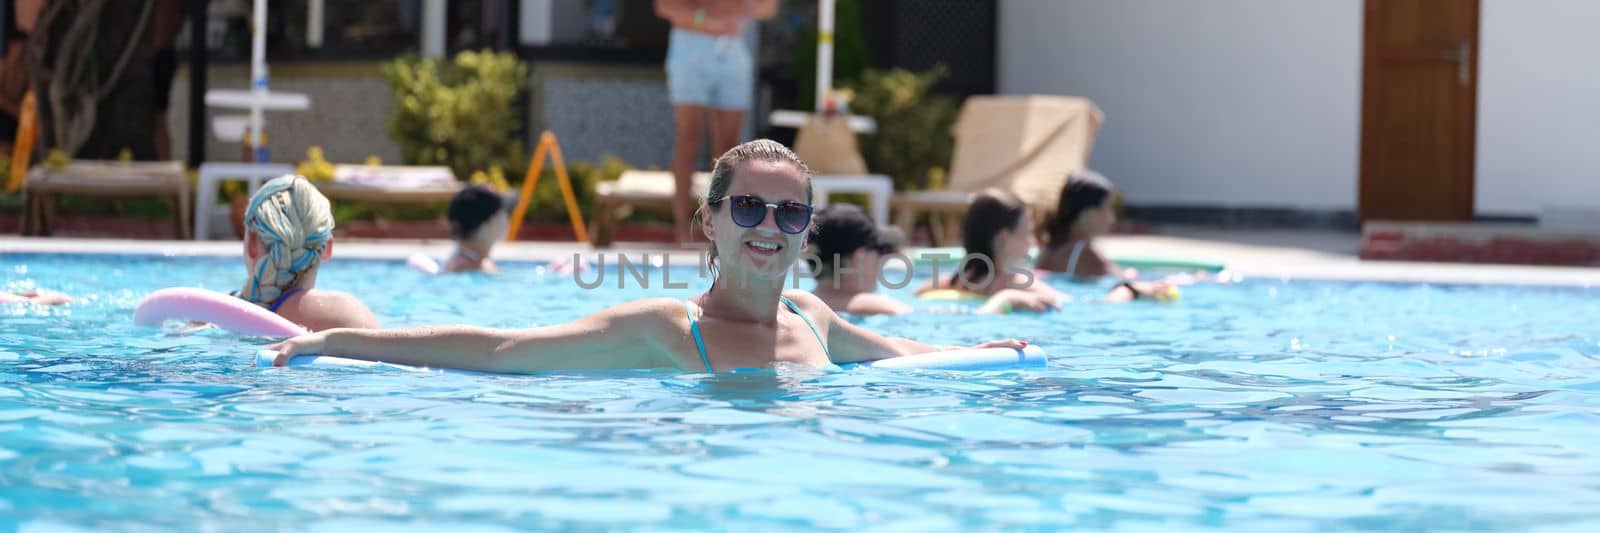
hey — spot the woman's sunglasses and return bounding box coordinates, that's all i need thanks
[710,194,813,234]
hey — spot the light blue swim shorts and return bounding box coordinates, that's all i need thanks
[665,29,753,110]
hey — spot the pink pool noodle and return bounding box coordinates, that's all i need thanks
[134,287,308,338]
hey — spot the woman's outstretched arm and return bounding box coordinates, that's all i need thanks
[268,299,686,372]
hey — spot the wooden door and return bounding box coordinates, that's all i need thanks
[1360,0,1479,223]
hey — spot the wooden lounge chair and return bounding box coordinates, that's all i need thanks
[21,160,192,239]
[590,170,710,247]
[314,164,462,206]
[892,95,1103,245]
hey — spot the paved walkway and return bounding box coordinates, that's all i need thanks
[1096,229,1596,287]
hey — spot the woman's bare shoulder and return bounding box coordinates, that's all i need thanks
[580,297,696,339]
[1035,244,1069,271]
[616,297,692,321]
[290,290,379,331]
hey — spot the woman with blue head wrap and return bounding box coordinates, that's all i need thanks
[238,175,380,331]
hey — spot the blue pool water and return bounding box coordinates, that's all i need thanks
[3,252,1600,530]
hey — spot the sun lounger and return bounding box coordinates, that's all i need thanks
[590,170,710,247]
[892,95,1103,245]
[313,164,462,205]
[21,161,191,239]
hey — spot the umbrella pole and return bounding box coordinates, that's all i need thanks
[249,0,267,162]
[815,0,834,113]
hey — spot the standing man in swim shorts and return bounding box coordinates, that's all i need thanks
[655,0,779,247]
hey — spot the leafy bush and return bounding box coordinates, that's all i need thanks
[848,66,960,191]
[381,50,530,181]
[295,146,335,182]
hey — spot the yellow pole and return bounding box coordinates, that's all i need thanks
[5,91,37,193]
[544,133,590,243]
[506,131,589,243]
[506,134,550,240]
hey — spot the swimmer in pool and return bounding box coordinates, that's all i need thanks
[235,175,379,332]
[805,204,914,316]
[0,289,72,305]
[805,203,1039,315]
[1034,169,1189,300]
[1036,169,1129,279]
[442,185,508,274]
[914,189,1072,312]
[914,188,1170,309]
[268,140,1024,372]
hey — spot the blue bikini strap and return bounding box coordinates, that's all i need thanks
[685,301,712,372]
[780,295,829,357]
[269,287,305,313]
[688,297,829,372]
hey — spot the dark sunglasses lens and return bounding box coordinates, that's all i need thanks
[729,196,766,227]
[774,202,812,234]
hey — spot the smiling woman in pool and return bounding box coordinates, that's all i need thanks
[269,140,1023,372]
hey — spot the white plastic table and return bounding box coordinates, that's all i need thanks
[768,109,876,133]
[767,111,889,225]
[810,174,894,226]
[204,89,312,149]
[194,162,294,240]
[204,90,311,110]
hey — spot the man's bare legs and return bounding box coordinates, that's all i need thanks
[672,106,747,247]
[671,104,709,247]
[709,108,746,170]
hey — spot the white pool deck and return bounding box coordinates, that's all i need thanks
[3,229,1598,287]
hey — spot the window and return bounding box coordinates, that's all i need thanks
[446,0,507,54]
[187,0,421,60]
[520,0,669,50]
[182,0,668,62]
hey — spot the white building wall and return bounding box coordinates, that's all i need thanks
[1475,0,1600,216]
[1000,0,1600,218]
[998,0,1363,210]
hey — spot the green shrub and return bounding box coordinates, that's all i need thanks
[848,66,960,191]
[381,50,530,181]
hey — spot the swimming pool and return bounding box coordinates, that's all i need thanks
[4,252,1600,530]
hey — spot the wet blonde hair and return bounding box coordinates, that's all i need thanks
[238,175,334,307]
